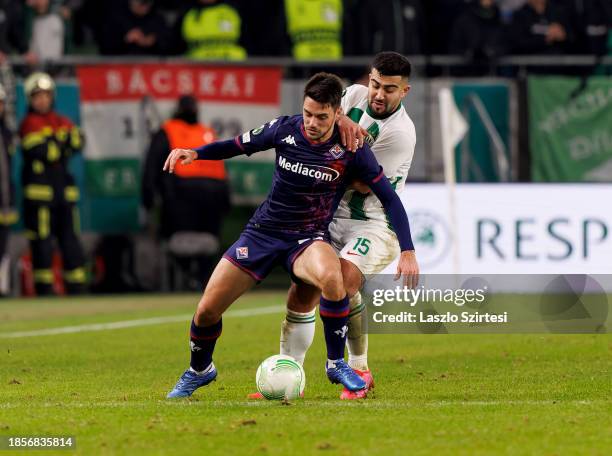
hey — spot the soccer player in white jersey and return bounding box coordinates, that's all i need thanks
[249,51,419,400]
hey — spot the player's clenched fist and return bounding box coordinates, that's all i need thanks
[163,148,197,173]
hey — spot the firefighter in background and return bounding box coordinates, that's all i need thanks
[0,82,17,296]
[142,95,230,285]
[19,72,87,295]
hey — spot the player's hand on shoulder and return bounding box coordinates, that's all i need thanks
[163,148,197,173]
[336,113,368,153]
[395,250,419,289]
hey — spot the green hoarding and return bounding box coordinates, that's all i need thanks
[530,76,612,182]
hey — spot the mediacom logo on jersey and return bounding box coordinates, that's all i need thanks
[278,156,340,182]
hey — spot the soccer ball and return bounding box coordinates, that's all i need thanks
[255,355,305,400]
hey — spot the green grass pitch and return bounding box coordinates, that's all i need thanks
[0,293,610,455]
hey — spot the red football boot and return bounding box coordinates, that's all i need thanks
[340,369,374,400]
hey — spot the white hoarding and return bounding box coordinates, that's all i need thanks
[383,184,612,275]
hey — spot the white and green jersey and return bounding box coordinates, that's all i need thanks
[334,84,416,225]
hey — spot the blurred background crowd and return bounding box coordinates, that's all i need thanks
[0,0,610,64]
[0,0,610,298]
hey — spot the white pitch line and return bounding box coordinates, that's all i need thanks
[0,305,284,339]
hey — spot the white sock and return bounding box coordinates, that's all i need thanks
[280,309,316,365]
[189,362,214,376]
[347,292,369,371]
[326,359,343,369]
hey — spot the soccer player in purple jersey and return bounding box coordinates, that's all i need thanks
[164,73,416,399]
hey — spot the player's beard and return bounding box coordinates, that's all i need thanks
[369,96,404,118]
[369,97,389,116]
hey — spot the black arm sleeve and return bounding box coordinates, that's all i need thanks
[369,177,415,252]
[194,138,245,160]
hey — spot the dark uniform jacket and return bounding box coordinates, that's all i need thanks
[142,118,229,239]
[508,2,573,54]
[449,4,505,59]
[345,0,425,56]
[19,110,82,206]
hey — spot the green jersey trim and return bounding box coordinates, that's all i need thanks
[348,191,369,221]
[346,107,364,123]
[366,122,380,143]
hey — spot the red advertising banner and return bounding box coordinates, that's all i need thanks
[76,64,281,104]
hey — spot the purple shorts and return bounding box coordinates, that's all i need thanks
[223,228,327,283]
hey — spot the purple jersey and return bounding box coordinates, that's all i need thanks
[234,115,384,236]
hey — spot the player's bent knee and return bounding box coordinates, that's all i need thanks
[318,269,345,300]
[340,261,363,297]
[194,304,222,327]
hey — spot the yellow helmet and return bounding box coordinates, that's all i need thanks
[24,72,55,99]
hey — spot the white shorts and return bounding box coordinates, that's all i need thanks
[328,218,400,276]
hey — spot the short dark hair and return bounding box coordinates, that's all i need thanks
[371,52,412,79]
[303,72,343,109]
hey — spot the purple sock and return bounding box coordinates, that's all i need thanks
[189,318,222,372]
[319,295,349,360]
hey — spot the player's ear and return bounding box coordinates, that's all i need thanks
[402,83,411,98]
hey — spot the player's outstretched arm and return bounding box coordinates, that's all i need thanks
[351,143,419,286]
[163,138,244,173]
[369,176,420,288]
[163,117,286,173]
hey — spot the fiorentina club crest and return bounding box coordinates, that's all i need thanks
[236,246,249,259]
[329,144,344,159]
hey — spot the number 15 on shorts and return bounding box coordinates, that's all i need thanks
[348,237,370,256]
